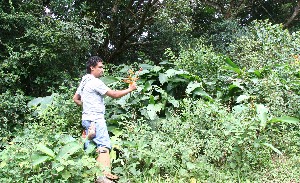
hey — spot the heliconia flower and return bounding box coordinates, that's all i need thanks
[123,67,143,84]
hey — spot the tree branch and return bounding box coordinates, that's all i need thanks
[284,1,300,28]
[106,0,159,63]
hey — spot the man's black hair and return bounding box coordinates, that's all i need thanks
[86,56,103,73]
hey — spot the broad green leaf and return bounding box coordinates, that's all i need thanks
[36,143,55,158]
[159,60,174,65]
[186,82,202,94]
[56,166,64,172]
[116,94,130,106]
[159,73,168,84]
[100,76,119,85]
[248,69,262,77]
[153,66,162,72]
[27,94,55,116]
[120,65,132,73]
[236,95,250,103]
[62,170,71,180]
[60,135,76,144]
[27,97,43,107]
[165,69,186,77]
[143,81,153,92]
[146,103,163,120]
[85,142,96,155]
[149,95,155,104]
[256,104,268,128]
[139,69,150,75]
[186,162,196,170]
[224,66,241,74]
[224,57,239,68]
[56,141,82,161]
[40,95,54,107]
[229,81,244,91]
[179,168,188,176]
[165,69,177,77]
[0,161,6,168]
[168,96,179,107]
[32,155,49,166]
[232,104,247,113]
[110,148,117,160]
[269,116,299,124]
[262,143,282,155]
[111,128,123,137]
[193,88,212,99]
[139,64,153,70]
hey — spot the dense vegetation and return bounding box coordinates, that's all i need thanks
[1,1,300,182]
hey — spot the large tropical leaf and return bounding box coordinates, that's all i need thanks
[269,116,299,124]
[186,82,202,94]
[101,76,119,85]
[56,141,82,161]
[159,73,168,84]
[262,143,282,155]
[32,155,49,166]
[36,143,55,158]
[256,104,268,128]
[224,57,239,68]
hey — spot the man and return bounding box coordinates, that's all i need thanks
[73,56,137,183]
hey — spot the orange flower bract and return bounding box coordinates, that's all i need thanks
[123,67,143,84]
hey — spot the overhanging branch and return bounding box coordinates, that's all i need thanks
[284,1,300,28]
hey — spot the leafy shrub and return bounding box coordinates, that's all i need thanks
[27,86,82,136]
[0,124,101,183]
[206,19,249,54]
[111,98,299,182]
[0,90,29,147]
[165,39,225,81]
[227,20,300,70]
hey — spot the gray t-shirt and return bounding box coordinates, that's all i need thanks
[76,74,109,121]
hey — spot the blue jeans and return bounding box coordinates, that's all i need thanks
[82,120,111,150]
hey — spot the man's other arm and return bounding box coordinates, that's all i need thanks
[73,93,82,106]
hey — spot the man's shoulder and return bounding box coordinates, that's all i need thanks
[86,77,106,88]
[81,74,94,80]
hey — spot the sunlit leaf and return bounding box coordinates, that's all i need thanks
[159,73,168,84]
[236,95,250,103]
[56,141,82,161]
[101,76,119,85]
[262,143,282,155]
[224,57,239,68]
[36,143,55,158]
[269,116,299,124]
[256,104,268,128]
[62,170,71,180]
[60,135,76,144]
[186,82,202,94]
[32,155,49,167]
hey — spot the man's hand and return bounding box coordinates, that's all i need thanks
[129,82,137,91]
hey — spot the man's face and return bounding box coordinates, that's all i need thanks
[91,61,104,78]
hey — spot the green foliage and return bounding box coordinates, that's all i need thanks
[206,20,249,54]
[166,39,225,79]
[0,1,106,96]
[112,98,300,182]
[103,62,193,124]
[227,20,300,70]
[0,90,29,147]
[1,13,300,183]
[0,125,101,183]
[27,86,82,135]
